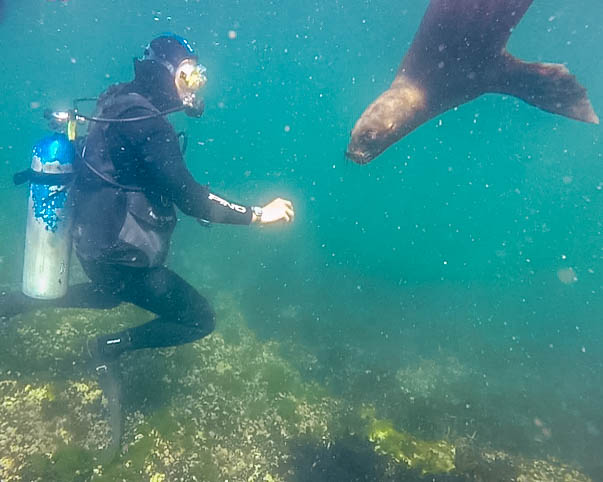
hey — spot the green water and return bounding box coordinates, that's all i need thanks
[0,0,602,480]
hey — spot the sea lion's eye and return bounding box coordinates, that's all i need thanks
[360,130,377,143]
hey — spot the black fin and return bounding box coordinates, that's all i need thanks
[494,52,599,124]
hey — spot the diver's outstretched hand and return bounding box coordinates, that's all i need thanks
[255,198,295,224]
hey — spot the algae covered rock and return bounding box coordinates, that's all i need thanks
[1,292,340,481]
[117,295,339,482]
[455,438,592,482]
[0,292,594,482]
[361,408,592,482]
[0,376,111,481]
[361,406,456,475]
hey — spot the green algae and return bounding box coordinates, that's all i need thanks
[146,410,181,440]
[369,418,455,474]
[360,407,456,475]
[22,445,94,482]
[275,396,300,422]
[0,293,594,481]
[121,426,155,473]
[262,360,301,396]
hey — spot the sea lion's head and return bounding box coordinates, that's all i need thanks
[346,79,426,164]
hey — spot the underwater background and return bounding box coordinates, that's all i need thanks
[0,0,602,480]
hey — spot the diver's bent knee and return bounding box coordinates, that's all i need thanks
[186,307,216,338]
[203,310,217,336]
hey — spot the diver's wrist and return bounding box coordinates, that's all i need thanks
[251,206,263,223]
[250,206,264,223]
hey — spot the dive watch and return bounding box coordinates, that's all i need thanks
[251,206,263,222]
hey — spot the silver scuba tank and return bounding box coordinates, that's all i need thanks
[22,133,75,299]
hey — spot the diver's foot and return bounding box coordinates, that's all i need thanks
[85,337,124,398]
[86,332,131,371]
[86,339,123,464]
[86,336,110,373]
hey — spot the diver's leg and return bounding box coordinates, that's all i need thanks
[0,283,121,322]
[57,283,122,310]
[84,263,215,361]
[125,266,216,349]
[0,290,37,321]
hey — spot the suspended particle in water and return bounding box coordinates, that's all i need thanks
[557,267,578,285]
[284,125,291,133]
[228,30,237,40]
[586,421,600,436]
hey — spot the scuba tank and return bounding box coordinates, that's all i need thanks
[13,97,195,299]
[17,133,76,299]
[14,103,90,299]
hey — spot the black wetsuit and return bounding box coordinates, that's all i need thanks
[75,77,253,360]
[3,75,252,362]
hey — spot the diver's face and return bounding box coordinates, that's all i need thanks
[174,58,207,107]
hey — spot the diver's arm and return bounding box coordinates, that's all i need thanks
[140,130,295,225]
[148,140,253,224]
[123,114,252,224]
[122,111,294,225]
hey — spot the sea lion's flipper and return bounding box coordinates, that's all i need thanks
[495,52,599,124]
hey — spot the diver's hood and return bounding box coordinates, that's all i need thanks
[132,58,184,112]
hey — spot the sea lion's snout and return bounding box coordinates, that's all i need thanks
[346,82,427,164]
[345,132,379,164]
[345,149,372,165]
[346,118,396,164]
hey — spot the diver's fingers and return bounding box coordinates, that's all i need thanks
[282,200,294,220]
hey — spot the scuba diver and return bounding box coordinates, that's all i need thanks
[1,34,295,371]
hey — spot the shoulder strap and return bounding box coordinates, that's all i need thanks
[82,157,142,191]
[99,92,161,118]
[82,93,161,191]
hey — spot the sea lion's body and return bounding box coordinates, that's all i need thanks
[346,0,599,164]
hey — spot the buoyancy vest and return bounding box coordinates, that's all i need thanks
[72,91,177,267]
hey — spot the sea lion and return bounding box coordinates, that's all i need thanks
[346,0,599,164]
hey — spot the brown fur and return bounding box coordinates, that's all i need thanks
[346,0,598,164]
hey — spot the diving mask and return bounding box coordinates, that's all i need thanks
[175,59,207,108]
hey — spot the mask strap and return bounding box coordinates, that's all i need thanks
[143,46,176,75]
